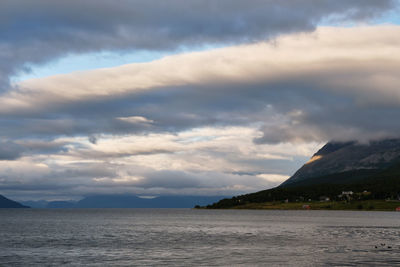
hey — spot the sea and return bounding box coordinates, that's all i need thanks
[0,209,399,266]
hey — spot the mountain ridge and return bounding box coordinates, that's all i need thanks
[282,139,400,186]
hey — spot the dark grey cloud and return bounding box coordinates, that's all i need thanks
[17,139,69,155]
[88,136,97,145]
[0,0,395,90]
[0,141,24,160]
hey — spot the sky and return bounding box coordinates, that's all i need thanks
[1,0,400,201]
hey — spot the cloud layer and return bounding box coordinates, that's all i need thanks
[0,0,395,89]
[2,25,400,199]
[3,26,400,143]
[0,1,399,200]
[0,128,318,200]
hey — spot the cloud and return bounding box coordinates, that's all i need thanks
[0,141,24,160]
[88,136,97,145]
[117,116,153,124]
[1,26,400,144]
[16,139,70,155]
[0,0,395,90]
[0,127,317,199]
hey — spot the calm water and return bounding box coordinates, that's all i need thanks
[1,209,400,266]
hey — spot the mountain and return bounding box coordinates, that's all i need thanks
[282,139,400,186]
[21,200,50,208]
[75,195,228,208]
[47,201,77,208]
[21,195,228,208]
[205,139,400,209]
[0,194,29,208]
[20,200,78,208]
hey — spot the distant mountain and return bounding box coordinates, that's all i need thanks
[20,200,79,208]
[0,195,29,208]
[22,195,228,208]
[282,139,400,186]
[75,195,228,208]
[47,201,77,208]
[205,139,400,209]
[20,200,50,209]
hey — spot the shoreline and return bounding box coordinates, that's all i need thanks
[201,200,400,211]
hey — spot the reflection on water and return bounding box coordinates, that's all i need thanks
[1,209,400,266]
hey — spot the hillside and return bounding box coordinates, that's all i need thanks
[205,139,400,209]
[282,139,400,186]
[0,195,29,208]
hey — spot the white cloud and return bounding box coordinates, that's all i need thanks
[116,116,154,124]
[257,174,290,183]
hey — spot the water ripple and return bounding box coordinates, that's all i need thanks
[1,209,400,266]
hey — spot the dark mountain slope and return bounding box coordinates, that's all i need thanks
[0,195,29,208]
[282,139,400,186]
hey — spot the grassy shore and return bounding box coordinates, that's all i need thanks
[226,200,400,211]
